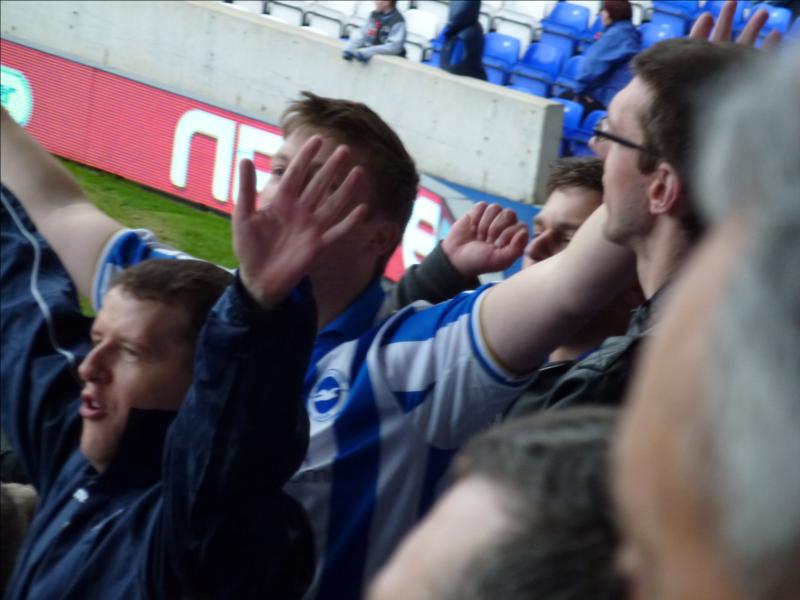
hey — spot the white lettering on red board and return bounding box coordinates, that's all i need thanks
[170,109,281,203]
[169,108,451,273]
[403,195,441,268]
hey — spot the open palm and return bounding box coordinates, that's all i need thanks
[234,137,367,307]
[442,202,529,279]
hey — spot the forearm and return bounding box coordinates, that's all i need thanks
[0,108,123,297]
[481,206,635,373]
[360,23,406,58]
[1,186,90,493]
[163,276,314,512]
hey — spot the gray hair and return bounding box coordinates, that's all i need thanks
[695,46,800,600]
[695,46,800,221]
[448,408,624,600]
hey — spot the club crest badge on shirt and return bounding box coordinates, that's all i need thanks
[308,369,350,422]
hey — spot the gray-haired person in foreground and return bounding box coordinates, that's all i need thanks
[370,408,624,600]
[614,45,800,600]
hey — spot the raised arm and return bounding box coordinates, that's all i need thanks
[0,107,123,298]
[159,139,367,596]
[0,185,92,495]
[390,201,527,310]
[481,205,636,373]
[690,0,783,48]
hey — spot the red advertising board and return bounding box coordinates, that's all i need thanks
[0,39,453,281]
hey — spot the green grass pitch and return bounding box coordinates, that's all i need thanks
[61,159,237,269]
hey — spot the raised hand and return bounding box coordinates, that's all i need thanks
[442,201,528,279]
[690,0,782,49]
[234,136,368,308]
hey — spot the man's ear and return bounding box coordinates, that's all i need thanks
[367,221,402,258]
[647,162,682,216]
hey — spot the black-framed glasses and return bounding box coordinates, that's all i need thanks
[592,118,654,155]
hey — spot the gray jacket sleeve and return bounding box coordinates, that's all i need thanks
[358,21,406,58]
[389,242,480,311]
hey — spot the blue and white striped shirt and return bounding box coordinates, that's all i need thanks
[94,229,534,599]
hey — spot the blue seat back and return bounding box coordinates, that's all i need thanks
[553,98,585,135]
[519,43,566,79]
[582,14,604,41]
[569,109,607,155]
[560,54,586,80]
[551,54,586,96]
[650,11,690,35]
[653,0,699,17]
[508,79,550,97]
[639,22,678,48]
[539,31,576,58]
[542,2,590,36]
[483,32,521,65]
[754,4,793,34]
[581,109,607,134]
[704,0,749,26]
[482,32,521,84]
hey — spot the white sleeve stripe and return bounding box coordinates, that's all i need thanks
[468,291,533,388]
[91,228,132,311]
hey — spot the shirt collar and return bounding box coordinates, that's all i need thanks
[311,278,388,365]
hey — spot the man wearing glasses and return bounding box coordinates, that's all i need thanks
[529,38,752,410]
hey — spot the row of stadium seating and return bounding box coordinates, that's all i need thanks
[223,0,798,157]
[228,1,796,58]
[481,0,795,87]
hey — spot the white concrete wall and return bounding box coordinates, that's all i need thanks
[0,0,562,202]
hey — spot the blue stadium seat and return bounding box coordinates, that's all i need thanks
[734,4,794,46]
[551,55,586,97]
[537,2,589,59]
[552,98,585,156]
[540,31,578,59]
[651,0,700,35]
[509,43,566,97]
[424,32,464,68]
[639,22,678,49]
[507,80,550,96]
[541,1,591,38]
[482,33,521,85]
[570,109,606,156]
[749,3,793,38]
[702,0,750,31]
[652,0,700,18]
[553,98,584,135]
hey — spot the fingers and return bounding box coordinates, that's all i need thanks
[280,135,323,199]
[494,223,528,252]
[477,203,503,240]
[490,227,529,270]
[761,29,782,51]
[710,0,736,42]
[463,201,488,233]
[689,12,714,40]
[321,203,369,247]
[235,158,257,220]
[486,208,519,243]
[314,166,365,230]
[737,8,769,47]
[300,144,353,212]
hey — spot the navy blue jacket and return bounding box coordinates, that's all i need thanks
[0,186,315,599]
[575,20,641,107]
[441,0,487,80]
